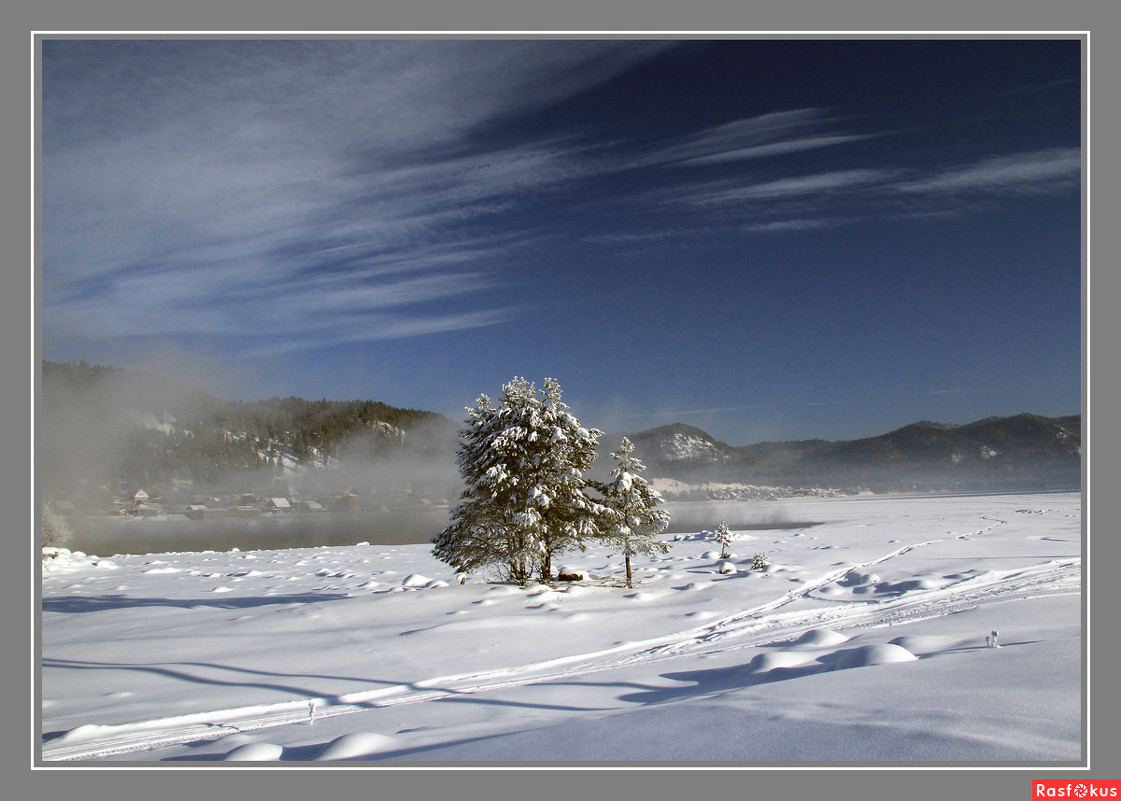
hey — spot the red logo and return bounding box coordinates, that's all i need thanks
[1035,781,1121,798]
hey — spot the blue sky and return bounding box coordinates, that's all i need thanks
[39,38,1083,445]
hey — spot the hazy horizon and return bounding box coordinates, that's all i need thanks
[40,357,1080,451]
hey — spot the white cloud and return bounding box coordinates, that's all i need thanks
[611,145,1080,240]
[699,169,896,203]
[40,41,1081,365]
[673,134,876,166]
[41,40,672,353]
[895,148,1081,195]
[629,108,836,167]
[741,218,839,233]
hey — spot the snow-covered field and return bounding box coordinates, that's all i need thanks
[39,491,1082,765]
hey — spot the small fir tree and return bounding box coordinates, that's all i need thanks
[751,552,769,571]
[714,521,734,559]
[598,437,672,588]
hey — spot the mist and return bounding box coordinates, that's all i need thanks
[661,500,822,535]
[38,359,466,555]
[38,360,1079,558]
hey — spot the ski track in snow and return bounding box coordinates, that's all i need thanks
[42,511,1080,762]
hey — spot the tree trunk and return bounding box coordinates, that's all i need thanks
[625,555,633,589]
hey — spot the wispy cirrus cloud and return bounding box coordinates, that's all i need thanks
[894,147,1082,195]
[686,169,898,205]
[234,307,524,360]
[741,218,841,234]
[45,35,1079,356]
[627,108,874,168]
[41,40,675,357]
[37,39,1081,445]
[611,144,1081,238]
[675,133,877,166]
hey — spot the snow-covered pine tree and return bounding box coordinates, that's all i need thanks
[432,377,606,585]
[533,378,607,581]
[714,520,734,559]
[597,437,671,588]
[433,391,534,583]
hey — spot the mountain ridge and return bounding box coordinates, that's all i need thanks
[609,412,1081,494]
[42,361,1081,501]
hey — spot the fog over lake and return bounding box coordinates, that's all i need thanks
[62,499,836,557]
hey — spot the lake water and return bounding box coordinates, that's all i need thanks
[63,510,451,556]
[60,499,835,557]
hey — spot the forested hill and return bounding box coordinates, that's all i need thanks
[40,361,457,502]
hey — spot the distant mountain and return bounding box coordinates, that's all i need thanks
[621,423,735,466]
[612,413,1081,494]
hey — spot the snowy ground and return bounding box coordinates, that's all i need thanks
[39,492,1082,765]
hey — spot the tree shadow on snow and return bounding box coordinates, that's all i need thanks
[41,592,351,613]
[41,656,409,702]
[614,636,1050,707]
[613,651,885,707]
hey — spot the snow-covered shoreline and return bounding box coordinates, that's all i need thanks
[40,491,1082,764]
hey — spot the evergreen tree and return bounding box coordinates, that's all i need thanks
[714,520,734,559]
[433,377,605,584]
[598,437,671,588]
[434,391,529,582]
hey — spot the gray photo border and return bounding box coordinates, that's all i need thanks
[9,2,1113,799]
